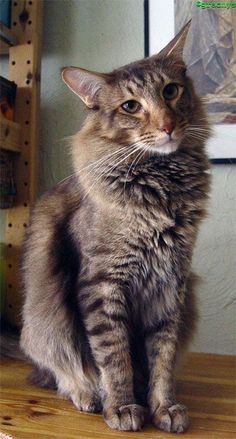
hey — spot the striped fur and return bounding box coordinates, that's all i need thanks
[20,26,210,433]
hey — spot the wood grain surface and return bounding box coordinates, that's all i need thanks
[0,353,235,438]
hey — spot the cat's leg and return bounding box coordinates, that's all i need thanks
[29,364,100,412]
[21,325,102,413]
[26,356,102,413]
[145,317,189,433]
[53,366,102,413]
[81,283,146,431]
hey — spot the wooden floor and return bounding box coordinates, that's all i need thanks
[0,353,235,439]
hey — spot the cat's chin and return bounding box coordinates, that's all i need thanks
[149,140,179,155]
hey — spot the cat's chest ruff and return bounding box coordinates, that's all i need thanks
[123,206,176,278]
[122,217,182,325]
[122,210,184,324]
[125,188,175,248]
[93,154,207,285]
[120,171,195,285]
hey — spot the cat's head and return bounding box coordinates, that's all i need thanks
[62,22,209,165]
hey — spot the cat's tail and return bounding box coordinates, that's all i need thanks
[0,325,26,361]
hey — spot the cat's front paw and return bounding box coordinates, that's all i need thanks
[103,404,146,431]
[152,403,189,433]
[71,390,102,413]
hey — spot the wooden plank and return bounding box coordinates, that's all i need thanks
[5,0,43,326]
[0,117,21,152]
[0,353,235,439]
[178,352,236,380]
[176,378,236,399]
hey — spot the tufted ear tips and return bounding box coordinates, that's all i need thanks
[157,20,191,59]
[61,67,107,108]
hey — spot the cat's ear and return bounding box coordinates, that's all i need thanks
[61,67,107,108]
[157,20,191,59]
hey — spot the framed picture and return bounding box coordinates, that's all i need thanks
[144,0,236,163]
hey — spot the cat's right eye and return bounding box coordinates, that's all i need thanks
[121,100,141,114]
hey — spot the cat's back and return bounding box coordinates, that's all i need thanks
[22,174,82,290]
[20,174,84,355]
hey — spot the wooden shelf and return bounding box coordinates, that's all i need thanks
[0,117,21,152]
[4,0,43,326]
[0,22,18,55]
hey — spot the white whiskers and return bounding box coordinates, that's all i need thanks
[81,141,147,201]
[123,142,153,203]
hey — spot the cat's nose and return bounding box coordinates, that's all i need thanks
[162,120,175,136]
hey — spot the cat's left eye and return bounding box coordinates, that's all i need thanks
[163,83,179,100]
[121,100,141,114]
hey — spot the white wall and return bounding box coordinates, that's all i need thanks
[40,0,144,193]
[193,166,236,354]
[6,0,235,354]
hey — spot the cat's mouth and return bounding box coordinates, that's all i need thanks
[148,137,180,155]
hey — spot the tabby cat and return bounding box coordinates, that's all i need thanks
[20,23,210,433]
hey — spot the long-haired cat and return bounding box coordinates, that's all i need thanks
[20,22,210,433]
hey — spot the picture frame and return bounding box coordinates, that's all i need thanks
[144,0,236,163]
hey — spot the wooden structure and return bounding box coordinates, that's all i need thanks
[0,352,235,438]
[0,0,42,326]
